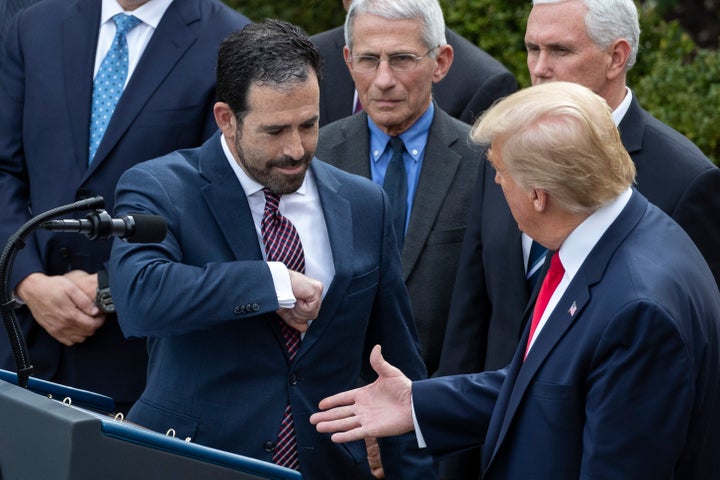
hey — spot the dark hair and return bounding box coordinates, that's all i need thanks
[216,19,322,122]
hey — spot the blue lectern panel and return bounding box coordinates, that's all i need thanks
[0,374,301,480]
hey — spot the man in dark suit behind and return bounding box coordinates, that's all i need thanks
[0,0,250,412]
[314,0,484,378]
[311,81,720,480]
[109,20,436,479]
[436,3,720,477]
[310,1,517,126]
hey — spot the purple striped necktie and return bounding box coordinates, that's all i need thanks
[261,188,302,470]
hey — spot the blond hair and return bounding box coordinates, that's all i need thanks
[471,82,635,214]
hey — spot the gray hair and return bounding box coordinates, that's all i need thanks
[533,0,640,69]
[344,0,447,53]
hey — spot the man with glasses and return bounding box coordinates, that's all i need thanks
[315,0,483,383]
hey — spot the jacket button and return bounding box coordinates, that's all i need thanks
[252,303,260,312]
[263,441,276,452]
[76,188,90,199]
[289,374,298,385]
[233,305,244,315]
[58,247,71,259]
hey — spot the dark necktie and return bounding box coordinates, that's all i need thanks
[89,14,141,163]
[260,188,302,470]
[525,252,564,359]
[383,136,408,250]
[526,240,548,292]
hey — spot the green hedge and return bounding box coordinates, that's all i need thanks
[225,0,719,164]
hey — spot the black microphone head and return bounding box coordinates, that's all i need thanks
[125,214,168,243]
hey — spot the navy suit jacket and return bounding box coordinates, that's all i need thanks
[310,26,517,127]
[415,191,720,479]
[108,133,437,479]
[438,93,720,377]
[0,0,250,402]
[315,107,485,375]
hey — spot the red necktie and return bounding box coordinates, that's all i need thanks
[261,189,302,470]
[525,251,564,359]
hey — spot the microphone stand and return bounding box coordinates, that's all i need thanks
[0,196,105,389]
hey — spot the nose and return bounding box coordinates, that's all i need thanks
[528,50,551,83]
[283,130,305,160]
[372,60,396,89]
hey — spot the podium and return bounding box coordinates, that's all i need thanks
[0,371,301,480]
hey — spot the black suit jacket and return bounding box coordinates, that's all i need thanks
[0,0,250,403]
[315,107,485,376]
[435,93,720,478]
[310,26,518,126]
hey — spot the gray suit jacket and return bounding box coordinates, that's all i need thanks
[315,106,485,375]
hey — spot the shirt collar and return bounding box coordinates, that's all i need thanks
[611,87,632,127]
[558,188,632,280]
[101,0,172,29]
[368,102,434,162]
[220,134,308,198]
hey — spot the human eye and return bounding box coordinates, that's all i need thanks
[390,54,418,71]
[353,55,379,71]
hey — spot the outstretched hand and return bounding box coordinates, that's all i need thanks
[310,345,415,442]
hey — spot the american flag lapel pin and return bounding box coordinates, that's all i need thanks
[569,301,577,317]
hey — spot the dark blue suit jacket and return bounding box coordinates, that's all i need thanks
[108,133,437,479]
[439,93,720,376]
[0,0,250,402]
[415,191,720,479]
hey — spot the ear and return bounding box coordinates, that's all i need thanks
[432,44,454,83]
[606,38,631,81]
[343,45,353,75]
[213,102,236,139]
[532,188,548,212]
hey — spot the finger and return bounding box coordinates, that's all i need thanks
[317,388,360,411]
[314,413,363,435]
[310,404,356,425]
[66,285,100,317]
[331,428,367,444]
[370,344,403,378]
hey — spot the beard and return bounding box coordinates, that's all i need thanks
[234,135,313,195]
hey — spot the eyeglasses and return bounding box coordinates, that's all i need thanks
[347,47,439,73]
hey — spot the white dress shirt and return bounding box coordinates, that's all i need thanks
[221,135,335,308]
[94,0,174,83]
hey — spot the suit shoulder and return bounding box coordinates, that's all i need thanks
[310,26,344,50]
[313,159,381,194]
[195,0,251,29]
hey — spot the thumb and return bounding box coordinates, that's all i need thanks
[370,344,401,379]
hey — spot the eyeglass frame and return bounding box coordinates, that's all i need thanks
[346,46,440,73]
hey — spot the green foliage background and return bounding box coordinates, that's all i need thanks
[225,0,719,164]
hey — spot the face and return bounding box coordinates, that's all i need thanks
[218,73,319,194]
[487,145,540,237]
[344,14,452,136]
[525,1,613,100]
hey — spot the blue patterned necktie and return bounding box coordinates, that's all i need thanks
[88,14,141,163]
[383,136,408,250]
[261,189,302,471]
[526,240,548,292]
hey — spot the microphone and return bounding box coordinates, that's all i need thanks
[39,210,167,243]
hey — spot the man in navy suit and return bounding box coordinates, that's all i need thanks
[438,0,720,402]
[0,0,250,412]
[109,20,436,479]
[310,1,517,126]
[311,81,720,480]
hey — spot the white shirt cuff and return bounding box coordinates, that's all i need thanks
[411,394,427,448]
[267,261,296,308]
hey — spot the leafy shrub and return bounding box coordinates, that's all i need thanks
[225,0,719,164]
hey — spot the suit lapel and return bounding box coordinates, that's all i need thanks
[62,0,99,169]
[293,162,354,363]
[401,109,462,280]
[198,134,264,262]
[483,191,649,474]
[88,0,200,174]
[323,114,372,177]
